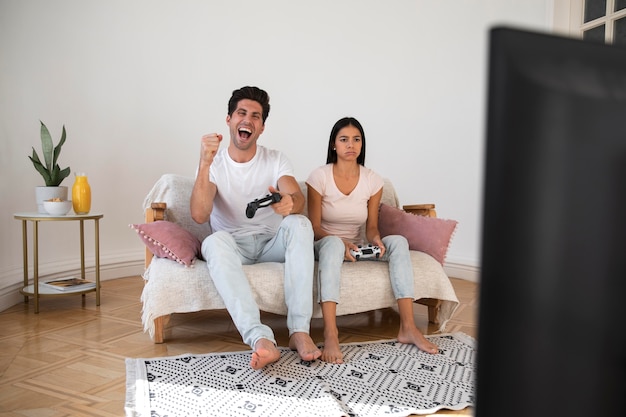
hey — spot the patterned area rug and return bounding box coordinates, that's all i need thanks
[125,332,475,417]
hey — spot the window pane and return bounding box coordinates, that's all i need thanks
[584,0,606,22]
[615,16,626,45]
[583,24,606,42]
[615,0,626,12]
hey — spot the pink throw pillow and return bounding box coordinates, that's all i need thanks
[378,203,457,265]
[129,221,202,267]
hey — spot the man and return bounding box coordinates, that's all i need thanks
[190,86,321,369]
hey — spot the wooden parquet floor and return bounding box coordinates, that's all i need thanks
[0,276,478,417]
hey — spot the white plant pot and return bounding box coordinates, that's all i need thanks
[35,186,68,213]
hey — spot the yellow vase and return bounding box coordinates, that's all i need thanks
[72,173,91,214]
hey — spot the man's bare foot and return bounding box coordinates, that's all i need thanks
[398,326,439,354]
[289,332,322,362]
[321,329,343,364]
[250,338,281,370]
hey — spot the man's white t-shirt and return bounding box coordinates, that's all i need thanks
[208,145,295,237]
[306,164,384,242]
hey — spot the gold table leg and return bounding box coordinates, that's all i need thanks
[33,220,39,314]
[21,220,28,304]
[95,218,100,306]
[79,220,85,279]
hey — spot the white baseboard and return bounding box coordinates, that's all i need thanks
[0,259,144,313]
[444,260,480,283]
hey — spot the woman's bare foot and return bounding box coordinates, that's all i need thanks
[250,338,281,370]
[321,328,344,364]
[289,332,322,362]
[398,326,439,354]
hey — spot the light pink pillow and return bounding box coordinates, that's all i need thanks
[129,221,202,267]
[378,203,457,265]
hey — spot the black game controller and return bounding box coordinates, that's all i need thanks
[246,192,282,218]
[350,243,382,260]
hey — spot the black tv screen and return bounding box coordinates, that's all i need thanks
[477,27,626,416]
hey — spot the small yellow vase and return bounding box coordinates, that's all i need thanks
[72,172,91,214]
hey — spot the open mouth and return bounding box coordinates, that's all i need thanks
[238,127,252,139]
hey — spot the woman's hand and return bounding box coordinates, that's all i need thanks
[344,240,359,262]
[372,236,386,257]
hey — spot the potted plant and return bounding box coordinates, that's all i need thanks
[29,121,71,213]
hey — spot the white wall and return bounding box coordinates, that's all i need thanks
[0,0,554,311]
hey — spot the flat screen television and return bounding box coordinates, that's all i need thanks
[477,27,626,416]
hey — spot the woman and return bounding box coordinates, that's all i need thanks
[306,117,438,364]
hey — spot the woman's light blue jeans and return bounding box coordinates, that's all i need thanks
[202,215,314,349]
[314,234,414,303]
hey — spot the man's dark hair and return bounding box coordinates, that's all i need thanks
[228,86,271,123]
[326,117,366,165]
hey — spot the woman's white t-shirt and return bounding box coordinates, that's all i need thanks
[306,164,384,242]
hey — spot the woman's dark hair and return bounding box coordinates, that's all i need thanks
[326,117,366,165]
[228,86,271,123]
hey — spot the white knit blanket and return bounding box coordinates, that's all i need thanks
[140,250,459,340]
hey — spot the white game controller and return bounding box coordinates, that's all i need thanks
[350,243,382,260]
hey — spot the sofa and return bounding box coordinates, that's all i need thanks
[135,174,459,343]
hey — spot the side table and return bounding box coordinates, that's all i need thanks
[13,212,103,313]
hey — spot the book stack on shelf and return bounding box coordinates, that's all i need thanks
[41,277,96,292]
